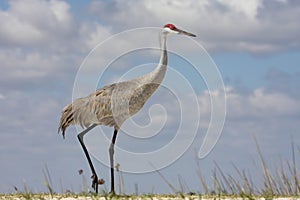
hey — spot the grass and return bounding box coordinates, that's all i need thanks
[196,136,300,199]
[1,137,299,199]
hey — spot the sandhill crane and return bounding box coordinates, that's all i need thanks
[58,24,196,194]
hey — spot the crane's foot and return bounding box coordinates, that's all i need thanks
[91,174,99,194]
[91,174,105,194]
[109,190,116,196]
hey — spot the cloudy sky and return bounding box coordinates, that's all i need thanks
[0,0,300,194]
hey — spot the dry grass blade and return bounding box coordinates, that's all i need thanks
[42,164,54,196]
[149,162,178,193]
[290,136,299,195]
[253,134,274,195]
[278,158,291,195]
[214,161,233,194]
[197,163,209,194]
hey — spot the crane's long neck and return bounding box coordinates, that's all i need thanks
[148,34,168,85]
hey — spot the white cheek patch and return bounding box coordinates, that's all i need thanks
[163,28,178,34]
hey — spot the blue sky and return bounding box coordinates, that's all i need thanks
[0,0,299,194]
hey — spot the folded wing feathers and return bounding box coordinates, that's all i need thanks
[58,84,116,138]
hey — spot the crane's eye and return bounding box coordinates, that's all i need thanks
[164,24,176,30]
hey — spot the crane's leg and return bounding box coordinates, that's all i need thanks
[109,129,118,195]
[77,124,99,193]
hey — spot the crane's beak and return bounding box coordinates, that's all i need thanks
[177,28,196,37]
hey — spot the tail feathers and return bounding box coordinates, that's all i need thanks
[58,103,74,139]
[58,98,98,139]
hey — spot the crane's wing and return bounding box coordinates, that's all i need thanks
[58,84,116,138]
[58,78,161,138]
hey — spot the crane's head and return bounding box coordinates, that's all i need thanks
[162,24,196,37]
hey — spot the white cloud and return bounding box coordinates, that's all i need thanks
[225,87,300,119]
[0,0,114,53]
[0,94,5,100]
[88,0,300,54]
[217,0,262,19]
[0,0,72,46]
[189,85,300,147]
[79,23,112,50]
[0,0,115,89]
[196,86,300,122]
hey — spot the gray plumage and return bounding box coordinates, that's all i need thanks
[57,24,195,194]
[58,36,167,138]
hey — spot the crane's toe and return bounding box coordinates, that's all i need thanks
[109,190,116,196]
[91,174,99,193]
